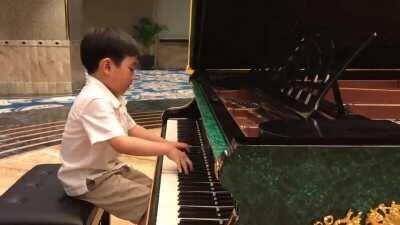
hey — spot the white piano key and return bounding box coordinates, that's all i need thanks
[156,119,179,225]
[156,173,179,225]
[161,156,179,173]
[162,119,179,172]
[165,119,178,142]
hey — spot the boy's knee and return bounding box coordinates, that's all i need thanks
[136,210,148,225]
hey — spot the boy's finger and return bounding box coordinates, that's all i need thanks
[177,143,190,151]
[180,142,190,149]
[176,161,182,173]
[183,154,193,170]
[184,146,191,152]
[182,160,189,174]
[187,158,193,171]
[179,147,190,153]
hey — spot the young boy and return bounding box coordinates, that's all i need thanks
[57,27,193,225]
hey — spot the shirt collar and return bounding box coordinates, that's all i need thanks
[86,75,126,108]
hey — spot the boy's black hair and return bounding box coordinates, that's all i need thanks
[80,27,140,74]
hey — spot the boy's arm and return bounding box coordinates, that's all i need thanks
[128,125,190,151]
[108,135,193,174]
[128,125,166,142]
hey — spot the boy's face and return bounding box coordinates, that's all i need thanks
[104,56,138,96]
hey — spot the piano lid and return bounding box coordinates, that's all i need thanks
[189,0,400,70]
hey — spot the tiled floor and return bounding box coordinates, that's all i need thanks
[0,70,193,114]
[0,128,161,225]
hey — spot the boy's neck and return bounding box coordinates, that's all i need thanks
[89,73,120,98]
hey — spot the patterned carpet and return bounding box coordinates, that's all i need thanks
[0,70,193,114]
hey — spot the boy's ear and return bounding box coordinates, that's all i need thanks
[98,58,113,76]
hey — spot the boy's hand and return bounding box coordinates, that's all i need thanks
[165,146,193,174]
[170,141,190,152]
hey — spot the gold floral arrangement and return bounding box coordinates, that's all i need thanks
[314,202,400,225]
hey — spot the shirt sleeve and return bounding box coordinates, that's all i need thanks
[125,111,137,130]
[80,99,126,145]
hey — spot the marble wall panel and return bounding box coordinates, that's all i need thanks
[0,40,72,96]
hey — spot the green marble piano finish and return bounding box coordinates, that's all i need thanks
[189,77,400,225]
[220,145,400,225]
[192,80,229,160]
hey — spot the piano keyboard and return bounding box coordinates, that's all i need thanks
[156,119,234,225]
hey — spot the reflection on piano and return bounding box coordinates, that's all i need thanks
[148,1,400,225]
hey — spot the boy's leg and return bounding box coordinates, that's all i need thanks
[120,165,153,188]
[137,209,148,225]
[77,173,151,224]
[121,166,152,225]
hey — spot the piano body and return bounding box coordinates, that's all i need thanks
[148,1,400,225]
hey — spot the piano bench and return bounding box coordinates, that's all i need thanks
[0,164,110,225]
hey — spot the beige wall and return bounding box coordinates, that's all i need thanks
[157,41,188,69]
[70,40,85,93]
[82,0,155,36]
[67,0,83,41]
[0,0,67,40]
[157,0,189,39]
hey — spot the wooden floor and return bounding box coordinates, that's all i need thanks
[0,128,161,225]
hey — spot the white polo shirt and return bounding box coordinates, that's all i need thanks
[58,75,137,196]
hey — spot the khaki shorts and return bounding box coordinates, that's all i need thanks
[78,165,152,223]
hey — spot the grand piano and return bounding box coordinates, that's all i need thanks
[148,1,400,225]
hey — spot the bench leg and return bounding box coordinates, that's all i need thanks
[100,212,110,225]
[88,208,108,225]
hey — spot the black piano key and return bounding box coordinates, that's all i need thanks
[187,152,202,156]
[178,207,232,219]
[179,197,234,206]
[180,181,222,186]
[179,178,217,183]
[179,207,220,218]
[179,191,229,197]
[179,173,215,179]
[180,206,232,213]
[178,171,210,175]
[179,186,211,192]
[179,175,217,180]
[179,185,225,192]
[179,181,221,185]
[179,219,224,225]
[179,182,222,188]
[179,172,211,176]
[189,167,209,172]
[179,199,216,205]
[179,178,219,184]
[178,193,233,206]
[160,119,235,225]
[179,199,234,206]
[178,207,233,220]
[177,120,201,146]
[220,208,233,218]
